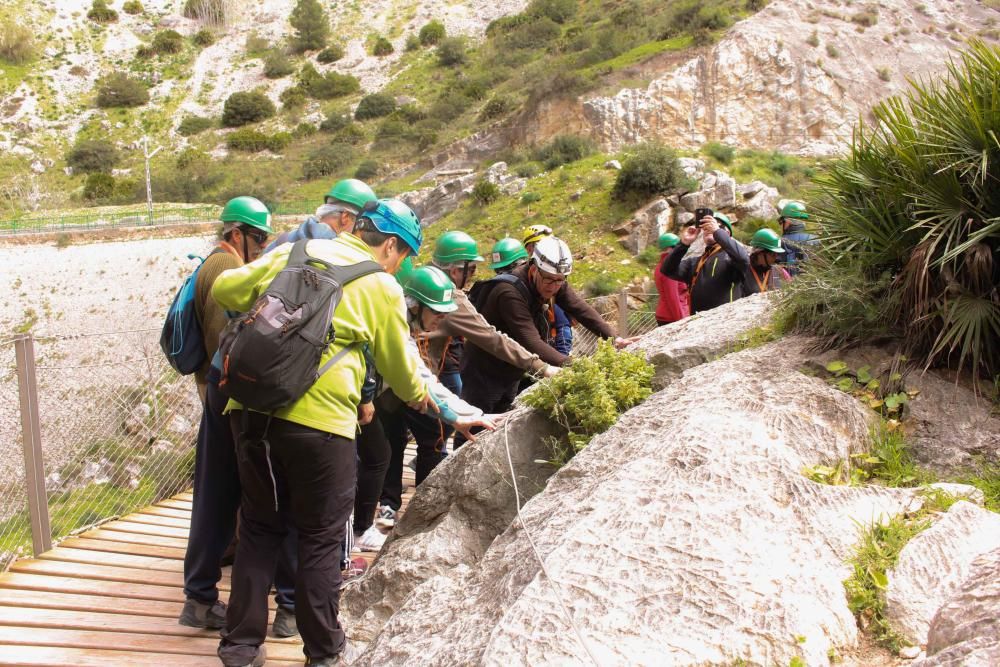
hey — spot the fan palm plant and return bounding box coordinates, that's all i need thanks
[783,41,1000,383]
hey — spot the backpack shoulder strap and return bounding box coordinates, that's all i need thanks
[333,260,384,284]
[492,272,534,304]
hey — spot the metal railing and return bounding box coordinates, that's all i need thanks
[0,329,201,571]
[572,288,660,355]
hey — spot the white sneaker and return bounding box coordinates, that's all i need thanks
[355,525,387,553]
[374,505,397,528]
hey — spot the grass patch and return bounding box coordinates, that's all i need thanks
[957,460,1000,512]
[581,35,692,76]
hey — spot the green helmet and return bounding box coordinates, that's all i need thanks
[750,228,785,253]
[325,178,377,211]
[395,255,415,289]
[713,212,733,235]
[780,201,809,220]
[489,237,529,270]
[404,266,458,313]
[220,196,273,233]
[433,230,484,266]
[658,233,680,250]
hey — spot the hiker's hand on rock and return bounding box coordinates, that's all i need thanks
[680,225,699,245]
[452,415,495,442]
[408,392,439,415]
[700,216,720,234]
[614,336,640,349]
[358,402,374,425]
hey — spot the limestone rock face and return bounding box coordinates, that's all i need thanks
[886,501,1000,646]
[347,337,923,666]
[613,198,673,254]
[679,171,737,212]
[915,547,1000,666]
[400,162,525,225]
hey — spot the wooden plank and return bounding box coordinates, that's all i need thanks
[140,506,192,520]
[97,521,189,539]
[40,547,184,573]
[119,513,190,529]
[59,537,186,560]
[81,528,189,548]
[0,627,305,661]
[0,645,226,667]
[0,588,183,618]
[9,560,229,590]
[173,492,194,501]
[0,572,184,603]
[157,499,193,510]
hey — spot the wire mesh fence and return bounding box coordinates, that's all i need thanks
[572,290,660,356]
[0,328,201,571]
[0,337,30,571]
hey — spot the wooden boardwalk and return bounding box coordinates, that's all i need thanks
[0,461,418,666]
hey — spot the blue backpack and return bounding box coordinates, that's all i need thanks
[160,253,207,375]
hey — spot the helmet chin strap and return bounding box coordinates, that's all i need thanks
[241,228,250,263]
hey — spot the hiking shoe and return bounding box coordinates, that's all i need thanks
[218,643,265,667]
[307,655,344,666]
[179,598,226,629]
[271,605,298,638]
[374,505,397,529]
[354,525,387,553]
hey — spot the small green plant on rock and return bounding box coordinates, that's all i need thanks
[820,359,917,419]
[523,340,654,466]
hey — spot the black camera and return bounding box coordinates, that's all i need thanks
[694,208,714,223]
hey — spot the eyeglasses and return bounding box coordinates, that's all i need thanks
[537,271,565,287]
[245,229,269,245]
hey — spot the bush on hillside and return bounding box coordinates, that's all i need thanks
[419,20,446,46]
[472,180,500,206]
[704,141,735,164]
[436,37,467,66]
[333,123,367,145]
[123,0,143,14]
[192,29,216,46]
[302,143,354,180]
[244,32,269,56]
[497,16,561,50]
[478,94,517,121]
[146,30,184,55]
[427,95,471,122]
[221,91,275,126]
[319,111,350,132]
[372,36,394,56]
[316,44,344,63]
[299,63,359,99]
[95,73,149,107]
[279,86,307,110]
[289,0,330,52]
[67,139,120,173]
[533,135,595,170]
[83,173,117,202]
[354,160,379,180]
[529,0,578,24]
[354,93,396,120]
[226,128,291,152]
[177,115,213,136]
[0,21,35,64]
[88,0,118,23]
[263,50,294,78]
[780,40,1000,382]
[612,142,687,202]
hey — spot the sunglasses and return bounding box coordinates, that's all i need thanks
[245,229,269,245]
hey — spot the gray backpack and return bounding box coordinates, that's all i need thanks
[218,239,382,413]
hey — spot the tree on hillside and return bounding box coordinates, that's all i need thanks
[290,0,330,52]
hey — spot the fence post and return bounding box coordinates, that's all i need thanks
[617,287,629,337]
[13,334,51,556]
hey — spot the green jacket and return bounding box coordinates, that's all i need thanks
[212,233,427,439]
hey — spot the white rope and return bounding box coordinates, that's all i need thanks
[501,410,601,667]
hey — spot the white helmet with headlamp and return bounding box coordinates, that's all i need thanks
[532,236,573,276]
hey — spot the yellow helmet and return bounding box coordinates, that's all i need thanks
[522,224,553,246]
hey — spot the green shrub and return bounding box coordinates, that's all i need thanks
[245,32,269,56]
[334,123,368,145]
[96,73,149,107]
[83,173,117,202]
[611,1,642,27]
[299,63,360,99]
[290,0,330,52]
[316,44,344,63]
[472,179,500,206]
[226,128,291,152]
[319,111,350,132]
[437,37,468,67]
[122,0,143,14]
[354,160,379,180]
[292,122,317,138]
[221,91,276,126]
[419,20,446,46]
[533,134,595,170]
[263,49,294,78]
[88,0,118,23]
[372,36,394,56]
[529,0,578,24]
[478,94,516,121]
[520,191,542,205]
[612,142,686,202]
[177,115,213,136]
[405,34,421,51]
[0,21,35,64]
[427,95,471,122]
[396,104,426,123]
[523,340,653,465]
[302,143,354,180]
[852,9,879,27]
[279,86,307,110]
[498,17,561,50]
[66,139,121,173]
[192,29,216,47]
[585,274,618,296]
[151,30,184,54]
[515,162,542,178]
[355,92,396,120]
[704,141,735,164]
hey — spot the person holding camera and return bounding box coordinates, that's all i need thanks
[661,209,749,314]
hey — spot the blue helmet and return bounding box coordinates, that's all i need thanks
[357,198,423,255]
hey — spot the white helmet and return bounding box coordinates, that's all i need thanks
[532,236,573,276]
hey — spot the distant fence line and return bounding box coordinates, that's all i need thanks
[0,201,320,236]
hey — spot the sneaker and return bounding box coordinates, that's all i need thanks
[179,598,226,629]
[354,525,387,553]
[374,505,397,529]
[218,643,265,667]
[307,655,344,666]
[341,556,368,582]
[271,605,298,638]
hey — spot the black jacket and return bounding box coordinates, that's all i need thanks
[662,230,750,314]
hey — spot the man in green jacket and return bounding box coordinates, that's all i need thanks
[213,200,434,667]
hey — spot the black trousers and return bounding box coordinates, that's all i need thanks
[183,373,295,609]
[377,392,410,512]
[454,363,519,448]
[220,412,355,662]
[353,409,391,534]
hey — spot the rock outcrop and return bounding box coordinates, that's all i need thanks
[886,501,1000,647]
[400,162,526,225]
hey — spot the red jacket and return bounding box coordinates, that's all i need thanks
[654,252,690,324]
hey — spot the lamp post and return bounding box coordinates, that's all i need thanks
[141,136,161,225]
